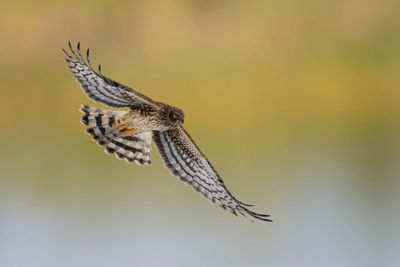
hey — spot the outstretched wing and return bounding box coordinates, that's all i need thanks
[63,42,159,110]
[153,127,271,222]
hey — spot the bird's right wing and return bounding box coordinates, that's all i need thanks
[63,42,159,110]
[153,126,271,222]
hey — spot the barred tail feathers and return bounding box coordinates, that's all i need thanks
[79,105,152,165]
[80,105,122,145]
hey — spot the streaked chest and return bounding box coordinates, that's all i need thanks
[125,109,169,132]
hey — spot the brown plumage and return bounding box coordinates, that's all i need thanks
[64,42,271,222]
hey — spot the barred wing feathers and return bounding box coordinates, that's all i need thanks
[64,42,159,110]
[153,127,271,222]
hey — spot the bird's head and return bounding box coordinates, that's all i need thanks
[167,106,185,125]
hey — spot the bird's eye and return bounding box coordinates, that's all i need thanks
[169,111,177,122]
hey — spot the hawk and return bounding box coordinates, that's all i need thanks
[63,42,271,222]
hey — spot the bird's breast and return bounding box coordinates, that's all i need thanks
[125,109,171,133]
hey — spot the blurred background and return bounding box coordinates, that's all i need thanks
[1,0,399,266]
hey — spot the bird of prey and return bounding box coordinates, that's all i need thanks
[63,42,271,222]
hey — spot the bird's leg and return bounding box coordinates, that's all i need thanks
[114,119,135,136]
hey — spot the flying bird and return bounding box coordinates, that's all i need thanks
[63,42,271,222]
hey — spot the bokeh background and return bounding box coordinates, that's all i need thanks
[1,1,399,267]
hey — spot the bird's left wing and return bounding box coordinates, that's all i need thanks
[63,42,159,110]
[153,127,271,222]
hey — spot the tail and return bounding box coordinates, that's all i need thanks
[79,105,152,165]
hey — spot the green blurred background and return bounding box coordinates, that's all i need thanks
[1,0,399,266]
